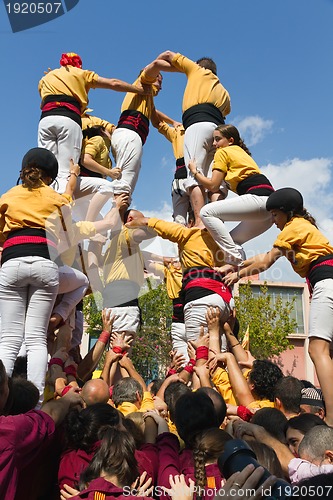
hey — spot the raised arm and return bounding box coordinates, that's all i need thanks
[95,76,146,94]
[223,248,283,287]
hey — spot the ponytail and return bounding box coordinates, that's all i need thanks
[20,165,44,190]
[299,208,317,227]
[193,447,206,500]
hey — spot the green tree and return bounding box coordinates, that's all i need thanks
[234,282,296,359]
[83,280,173,381]
[133,279,173,381]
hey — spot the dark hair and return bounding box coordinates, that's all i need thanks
[164,381,191,423]
[12,356,28,379]
[273,375,303,414]
[64,403,121,452]
[79,427,139,490]
[196,387,227,426]
[293,473,333,500]
[193,428,232,496]
[284,413,327,437]
[175,392,219,448]
[248,359,283,401]
[83,125,105,139]
[251,407,288,444]
[215,124,252,156]
[196,57,217,75]
[148,378,164,396]
[7,377,39,415]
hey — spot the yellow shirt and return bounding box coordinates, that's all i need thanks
[38,66,99,113]
[117,391,154,416]
[273,217,333,277]
[164,262,183,299]
[247,399,274,410]
[103,226,145,285]
[0,184,72,242]
[81,113,115,135]
[212,145,261,193]
[157,122,185,160]
[82,135,112,170]
[120,72,156,119]
[211,367,237,405]
[148,218,226,269]
[172,53,231,117]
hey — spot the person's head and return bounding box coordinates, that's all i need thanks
[266,188,317,229]
[284,413,327,456]
[153,73,163,94]
[81,379,110,407]
[174,391,219,448]
[147,378,164,396]
[111,377,143,408]
[20,147,59,188]
[247,359,283,401]
[64,403,121,452]
[124,412,145,448]
[274,375,303,417]
[123,208,144,225]
[213,124,251,155]
[60,52,82,68]
[193,428,233,491]
[83,125,110,141]
[79,427,139,490]
[300,387,326,419]
[298,425,333,465]
[0,360,9,414]
[251,407,288,444]
[6,377,39,415]
[164,381,191,423]
[292,472,333,500]
[196,57,217,75]
[196,387,227,427]
[246,440,284,478]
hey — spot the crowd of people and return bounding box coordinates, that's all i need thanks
[0,50,333,499]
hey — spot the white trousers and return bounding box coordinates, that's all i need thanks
[309,279,333,342]
[183,122,216,192]
[184,293,231,350]
[0,257,59,403]
[111,128,143,194]
[53,265,89,323]
[200,194,272,264]
[170,321,187,361]
[104,305,141,338]
[172,179,190,222]
[38,115,82,181]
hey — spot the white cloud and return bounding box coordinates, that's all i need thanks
[262,157,333,238]
[235,115,274,146]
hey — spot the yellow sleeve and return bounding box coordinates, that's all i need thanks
[212,148,228,173]
[84,137,103,158]
[211,367,237,405]
[74,221,97,238]
[157,122,175,143]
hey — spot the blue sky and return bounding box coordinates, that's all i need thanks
[1,0,333,282]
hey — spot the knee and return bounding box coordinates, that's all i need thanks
[308,338,329,361]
